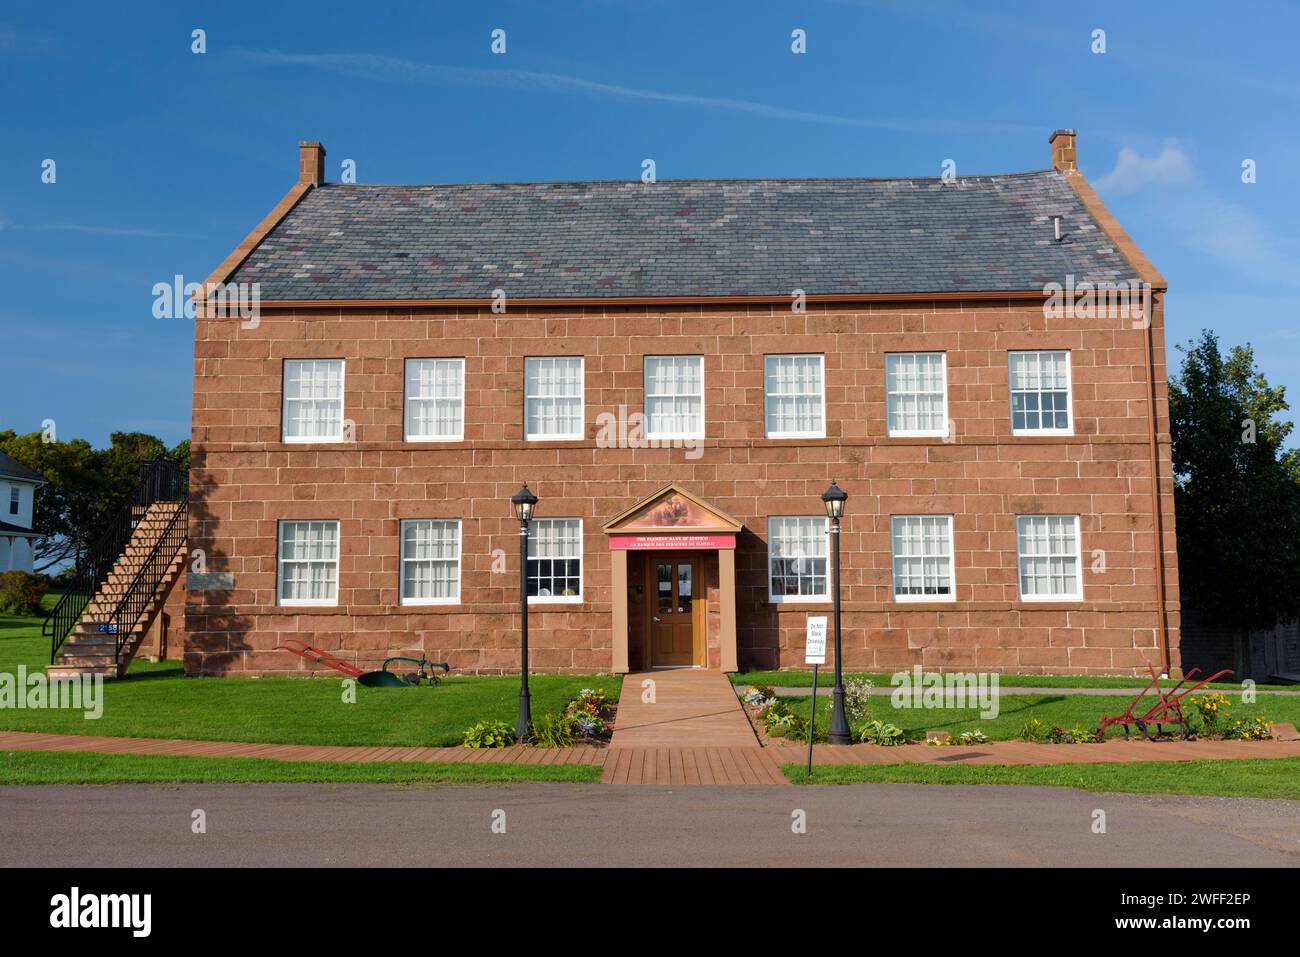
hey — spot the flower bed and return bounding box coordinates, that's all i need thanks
[461,687,618,749]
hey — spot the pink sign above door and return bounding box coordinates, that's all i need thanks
[609,533,735,551]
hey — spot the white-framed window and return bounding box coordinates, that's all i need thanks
[405,358,465,441]
[400,519,461,605]
[885,352,947,436]
[1009,350,1073,434]
[282,359,345,442]
[764,354,825,438]
[890,515,955,602]
[644,355,704,439]
[276,520,340,606]
[524,356,584,440]
[1015,514,1083,601]
[8,486,17,516]
[767,516,830,602]
[527,518,582,603]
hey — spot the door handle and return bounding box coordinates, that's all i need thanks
[652,616,661,622]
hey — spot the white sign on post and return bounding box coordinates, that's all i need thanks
[805,616,827,665]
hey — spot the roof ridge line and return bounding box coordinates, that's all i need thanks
[316,169,1060,189]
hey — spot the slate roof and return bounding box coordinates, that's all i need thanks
[0,451,46,484]
[227,170,1138,300]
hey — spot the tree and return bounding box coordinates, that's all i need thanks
[1168,331,1300,632]
[0,430,186,574]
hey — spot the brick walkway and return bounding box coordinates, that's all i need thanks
[597,669,779,782]
[608,670,760,749]
[0,731,604,767]
[600,747,787,785]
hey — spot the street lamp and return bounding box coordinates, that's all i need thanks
[821,480,851,745]
[511,483,539,742]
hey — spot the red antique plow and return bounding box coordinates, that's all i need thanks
[1096,664,1234,740]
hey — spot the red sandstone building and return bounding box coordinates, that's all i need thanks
[183,130,1179,678]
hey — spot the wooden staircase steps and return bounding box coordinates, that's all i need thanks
[49,501,187,681]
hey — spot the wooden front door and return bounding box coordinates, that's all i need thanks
[647,554,702,667]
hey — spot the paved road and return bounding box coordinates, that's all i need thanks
[2,783,1297,866]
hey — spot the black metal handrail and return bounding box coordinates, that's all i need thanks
[97,496,189,661]
[44,458,188,662]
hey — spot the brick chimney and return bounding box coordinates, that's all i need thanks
[1049,129,1077,172]
[299,141,326,186]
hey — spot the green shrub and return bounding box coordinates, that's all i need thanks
[462,720,515,749]
[563,687,612,738]
[765,711,803,738]
[844,678,875,722]
[0,571,49,616]
[860,719,905,746]
[530,713,576,748]
[1046,724,1099,744]
[1224,715,1273,740]
[1187,693,1231,736]
[1017,718,1048,742]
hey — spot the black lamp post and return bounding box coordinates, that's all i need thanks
[511,483,538,742]
[821,480,851,745]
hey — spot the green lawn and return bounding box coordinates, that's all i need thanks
[0,749,600,784]
[782,757,1300,800]
[732,669,1293,691]
[1,601,620,748]
[777,690,1300,743]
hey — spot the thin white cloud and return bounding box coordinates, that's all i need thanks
[234,48,1042,137]
[1098,143,1300,287]
[11,223,189,239]
[0,23,59,57]
[1094,143,1194,195]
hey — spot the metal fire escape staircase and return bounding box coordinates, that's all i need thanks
[43,459,188,679]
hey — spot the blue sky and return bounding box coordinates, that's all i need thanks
[2,0,1298,448]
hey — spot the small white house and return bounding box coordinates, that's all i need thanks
[0,451,47,573]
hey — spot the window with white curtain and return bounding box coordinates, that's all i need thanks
[885,352,947,436]
[282,359,345,442]
[890,515,955,601]
[524,357,584,440]
[1009,351,1072,434]
[764,354,825,438]
[527,518,582,602]
[1016,514,1083,600]
[400,519,461,604]
[644,355,704,438]
[405,358,465,441]
[767,516,829,601]
[277,520,340,605]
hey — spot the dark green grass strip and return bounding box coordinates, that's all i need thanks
[0,749,602,785]
[782,756,1300,799]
